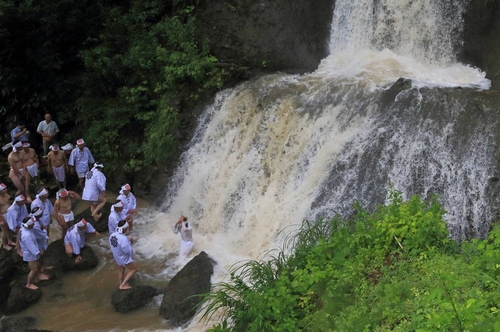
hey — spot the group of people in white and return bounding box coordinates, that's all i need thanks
[4,116,195,290]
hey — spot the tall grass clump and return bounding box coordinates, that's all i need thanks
[202,189,500,331]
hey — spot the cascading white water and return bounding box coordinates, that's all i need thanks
[131,0,495,329]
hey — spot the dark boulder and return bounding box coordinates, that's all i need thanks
[159,251,216,327]
[5,286,42,315]
[111,285,161,313]
[43,239,98,271]
[0,249,16,283]
[0,316,38,332]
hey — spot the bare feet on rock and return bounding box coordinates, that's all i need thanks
[25,284,38,290]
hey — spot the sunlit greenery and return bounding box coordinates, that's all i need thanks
[203,190,500,331]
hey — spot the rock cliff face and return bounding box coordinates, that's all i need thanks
[194,0,499,88]
[194,0,335,74]
[462,1,500,89]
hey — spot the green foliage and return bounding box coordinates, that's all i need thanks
[203,190,500,331]
[77,0,226,172]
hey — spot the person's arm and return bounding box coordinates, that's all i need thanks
[87,148,95,165]
[63,153,68,171]
[52,200,59,219]
[12,128,28,139]
[33,151,39,166]
[47,153,53,173]
[69,191,81,200]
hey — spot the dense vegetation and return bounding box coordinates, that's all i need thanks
[203,190,500,331]
[0,0,226,175]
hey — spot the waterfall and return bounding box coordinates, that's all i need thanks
[134,0,495,316]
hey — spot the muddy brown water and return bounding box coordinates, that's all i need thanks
[9,195,192,332]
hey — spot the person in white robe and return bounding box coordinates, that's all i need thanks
[64,218,101,262]
[19,216,49,289]
[68,138,95,188]
[31,188,54,237]
[109,220,137,290]
[116,183,137,216]
[173,215,194,257]
[81,162,106,221]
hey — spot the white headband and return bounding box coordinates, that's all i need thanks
[116,222,129,234]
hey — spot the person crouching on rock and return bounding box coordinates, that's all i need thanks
[173,215,194,257]
[64,218,101,263]
[19,216,49,290]
[109,219,137,290]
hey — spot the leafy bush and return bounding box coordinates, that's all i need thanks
[203,190,500,331]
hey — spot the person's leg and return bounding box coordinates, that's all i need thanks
[92,195,106,221]
[117,265,125,285]
[42,140,49,156]
[26,261,39,290]
[9,169,24,196]
[57,214,69,239]
[24,172,32,203]
[119,262,137,290]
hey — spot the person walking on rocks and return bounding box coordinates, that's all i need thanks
[173,215,194,257]
[53,188,80,239]
[29,206,49,252]
[109,219,136,290]
[19,216,49,290]
[8,141,27,201]
[68,139,95,189]
[47,144,68,189]
[64,218,101,263]
[7,194,28,241]
[82,162,106,221]
[0,183,14,250]
[36,113,59,156]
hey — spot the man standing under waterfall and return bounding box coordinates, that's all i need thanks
[172,215,194,257]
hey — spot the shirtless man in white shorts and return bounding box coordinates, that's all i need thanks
[22,142,40,195]
[0,183,14,250]
[47,144,68,189]
[53,188,81,239]
[8,141,27,202]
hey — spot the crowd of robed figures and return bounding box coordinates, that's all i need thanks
[3,113,194,291]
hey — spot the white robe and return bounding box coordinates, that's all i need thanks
[20,227,40,262]
[68,147,95,173]
[6,203,28,232]
[108,209,127,234]
[109,232,134,266]
[117,192,137,215]
[64,223,96,255]
[31,197,54,228]
[82,169,106,201]
[173,222,194,257]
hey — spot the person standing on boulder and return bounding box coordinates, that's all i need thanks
[109,219,137,290]
[64,218,101,263]
[36,113,59,156]
[19,216,49,290]
[108,200,132,234]
[31,188,54,238]
[82,162,106,222]
[47,144,68,189]
[172,215,194,257]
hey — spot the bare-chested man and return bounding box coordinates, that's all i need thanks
[22,142,40,195]
[53,188,81,239]
[8,141,27,202]
[47,144,68,189]
[0,183,14,250]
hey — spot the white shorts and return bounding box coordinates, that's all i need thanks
[59,211,74,223]
[27,164,38,177]
[53,165,65,182]
[77,171,86,179]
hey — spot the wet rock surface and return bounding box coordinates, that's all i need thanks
[111,285,161,313]
[160,251,216,327]
[5,286,42,315]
